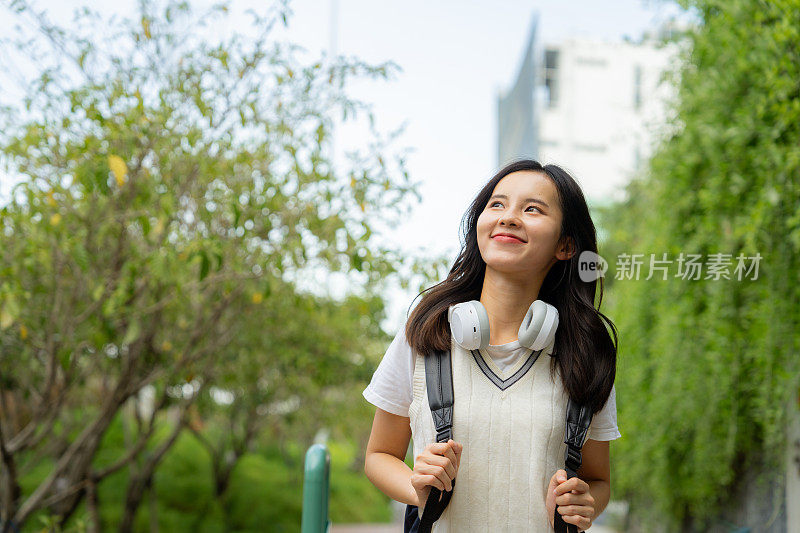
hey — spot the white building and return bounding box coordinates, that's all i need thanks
[538,37,678,203]
[498,18,683,204]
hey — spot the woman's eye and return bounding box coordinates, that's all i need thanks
[489,201,540,213]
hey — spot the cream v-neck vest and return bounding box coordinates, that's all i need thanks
[408,336,569,532]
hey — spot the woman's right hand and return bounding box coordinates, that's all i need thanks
[410,439,463,512]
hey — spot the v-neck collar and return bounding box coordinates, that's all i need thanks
[470,347,543,391]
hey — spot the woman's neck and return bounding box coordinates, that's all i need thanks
[479,266,545,345]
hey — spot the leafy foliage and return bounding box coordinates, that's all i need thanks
[597,0,800,529]
[0,0,447,529]
[18,415,388,531]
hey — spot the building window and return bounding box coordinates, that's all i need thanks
[575,57,607,66]
[544,48,559,108]
[574,143,607,152]
[633,64,642,111]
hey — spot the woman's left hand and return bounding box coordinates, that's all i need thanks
[545,469,595,532]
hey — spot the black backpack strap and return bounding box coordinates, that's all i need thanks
[418,349,455,533]
[553,398,593,533]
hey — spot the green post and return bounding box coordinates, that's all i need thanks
[302,443,330,533]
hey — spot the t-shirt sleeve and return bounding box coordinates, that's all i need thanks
[586,383,621,441]
[362,321,415,417]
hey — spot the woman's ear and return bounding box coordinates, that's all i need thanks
[556,235,576,261]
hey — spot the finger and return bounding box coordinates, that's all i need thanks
[556,490,593,509]
[554,474,583,496]
[417,472,446,492]
[409,471,425,490]
[564,476,590,494]
[427,442,453,456]
[562,513,591,531]
[441,445,458,474]
[422,451,457,481]
[441,442,457,463]
[447,440,462,469]
[414,466,447,491]
[555,492,587,507]
[556,505,593,518]
[547,472,561,495]
[417,463,453,491]
[555,470,575,496]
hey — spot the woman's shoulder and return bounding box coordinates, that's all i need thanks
[380,317,417,371]
[587,383,621,441]
[361,317,416,417]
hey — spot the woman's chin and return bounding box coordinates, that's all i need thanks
[484,259,533,275]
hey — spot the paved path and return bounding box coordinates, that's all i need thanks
[330,499,623,532]
[330,523,618,532]
[330,525,400,533]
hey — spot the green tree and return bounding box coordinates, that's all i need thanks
[0,0,445,530]
[597,0,800,530]
[187,287,389,501]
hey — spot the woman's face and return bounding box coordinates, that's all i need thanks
[476,170,567,276]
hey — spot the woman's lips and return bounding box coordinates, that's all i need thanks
[492,235,525,243]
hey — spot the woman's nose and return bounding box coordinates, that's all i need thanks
[499,213,520,226]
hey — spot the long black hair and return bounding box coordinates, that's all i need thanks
[404,159,617,413]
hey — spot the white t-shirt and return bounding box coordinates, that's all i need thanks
[363,321,622,441]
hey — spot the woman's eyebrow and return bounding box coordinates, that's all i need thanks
[489,194,550,209]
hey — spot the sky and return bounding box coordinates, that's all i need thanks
[0,0,690,332]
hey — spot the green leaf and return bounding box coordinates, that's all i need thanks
[200,251,210,281]
[92,284,104,301]
[122,320,141,346]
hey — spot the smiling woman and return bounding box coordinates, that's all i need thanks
[476,171,567,291]
[362,159,619,532]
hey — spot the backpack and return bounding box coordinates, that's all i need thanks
[405,348,593,533]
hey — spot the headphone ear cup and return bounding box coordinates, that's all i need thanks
[449,300,490,350]
[473,301,490,349]
[518,300,559,351]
